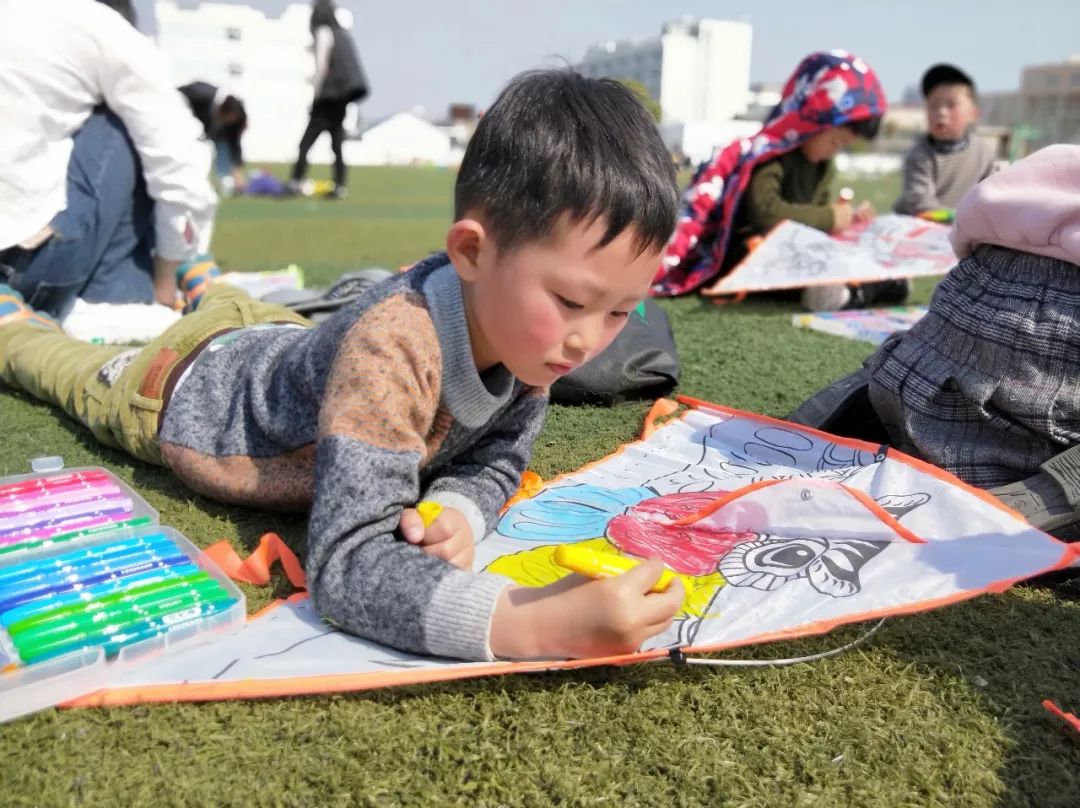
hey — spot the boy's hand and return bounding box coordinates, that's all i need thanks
[399,505,475,570]
[489,558,685,659]
[830,202,854,232]
[853,201,875,224]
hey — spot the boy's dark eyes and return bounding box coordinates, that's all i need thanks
[555,293,630,318]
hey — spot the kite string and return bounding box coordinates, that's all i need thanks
[673,618,887,668]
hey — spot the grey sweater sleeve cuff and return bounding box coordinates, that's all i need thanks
[425,490,488,544]
[422,570,510,661]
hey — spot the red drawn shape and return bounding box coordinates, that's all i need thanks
[606,491,757,576]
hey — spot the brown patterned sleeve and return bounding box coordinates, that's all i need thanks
[320,293,442,454]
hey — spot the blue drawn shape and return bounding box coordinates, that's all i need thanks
[497,484,655,542]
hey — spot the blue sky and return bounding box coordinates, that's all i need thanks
[136,0,1080,117]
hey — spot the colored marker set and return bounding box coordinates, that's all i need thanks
[0,468,157,556]
[0,466,245,723]
[0,533,238,665]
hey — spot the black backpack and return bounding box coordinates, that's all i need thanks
[551,299,681,405]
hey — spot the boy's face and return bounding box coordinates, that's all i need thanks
[800,127,856,163]
[451,215,662,387]
[925,83,978,141]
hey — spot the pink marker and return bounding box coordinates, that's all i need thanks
[1,477,119,505]
[0,470,112,499]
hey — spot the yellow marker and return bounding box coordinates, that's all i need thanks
[416,501,443,528]
[553,544,676,593]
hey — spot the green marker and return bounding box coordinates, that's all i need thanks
[13,581,234,663]
[15,596,236,664]
[8,572,224,640]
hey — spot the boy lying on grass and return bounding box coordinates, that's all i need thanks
[0,69,685,661]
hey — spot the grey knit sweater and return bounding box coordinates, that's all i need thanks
[158,255,548,660]
[893,133,996,214]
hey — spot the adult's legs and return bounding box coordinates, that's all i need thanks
[330,124,347,188]
[290,109,330,183]
[214,139,233,182]
[213,139,238,196]
[9,109,155,319]
[327,100,349,189]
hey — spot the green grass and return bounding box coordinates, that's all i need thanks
[2,166,1078,807]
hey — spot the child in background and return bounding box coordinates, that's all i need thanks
[894,64,996,218]
[0,69,685,662]
[653,50,898,311]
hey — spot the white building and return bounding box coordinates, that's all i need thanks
[155,1,357,164]
[343,113,457,167]
[577,18,752,126]
[658,120,759,166]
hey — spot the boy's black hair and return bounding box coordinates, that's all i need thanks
[922,63,977,99]
[219,95,248,133]
[454,69,678,256]
[310,0,341,32]
[96,0,137,26]
[847,116,882,141]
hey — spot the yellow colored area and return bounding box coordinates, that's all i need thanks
[416,501,443,528]
[486,537,726,618]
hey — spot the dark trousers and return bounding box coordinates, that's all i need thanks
[290,99,349,188]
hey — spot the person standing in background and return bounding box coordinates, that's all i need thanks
[289,0,370,200]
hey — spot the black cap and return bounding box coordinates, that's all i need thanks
[921,64,976,97]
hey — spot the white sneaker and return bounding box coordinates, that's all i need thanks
[801,284,852,312]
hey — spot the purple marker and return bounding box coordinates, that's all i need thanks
[0,483,123,518]
[0,497,134,536]
[0,513,136,546]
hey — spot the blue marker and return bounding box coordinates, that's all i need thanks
[0,537,178,599]
[0,534,172,588]
[0,562,201,627]
[0,549,188,615]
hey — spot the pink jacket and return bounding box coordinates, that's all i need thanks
[951,144,1080,267]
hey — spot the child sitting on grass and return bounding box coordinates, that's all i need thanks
[893,64,996,218]
[0,69,685,662]
[653,50,904,312]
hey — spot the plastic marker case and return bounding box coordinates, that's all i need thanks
[0,466,245,722]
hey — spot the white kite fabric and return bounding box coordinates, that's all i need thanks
[73,401,1077,706]
[708,214,956,296]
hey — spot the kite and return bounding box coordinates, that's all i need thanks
[704,214,956,298]
[67,398,1078,708]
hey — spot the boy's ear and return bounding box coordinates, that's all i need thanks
[446,218,488,282]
